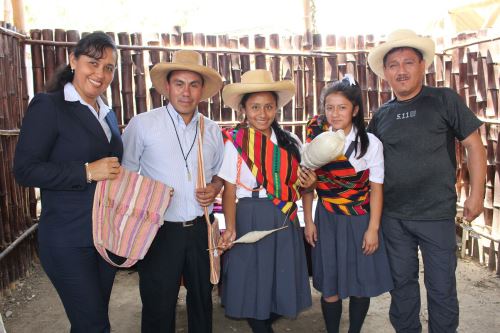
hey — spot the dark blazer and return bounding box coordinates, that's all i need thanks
[14,90,123,247]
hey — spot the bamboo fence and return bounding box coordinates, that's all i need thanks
[0,24,499,292]
[0,24,37,294]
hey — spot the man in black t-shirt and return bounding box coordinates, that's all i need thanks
[367,29,486,333]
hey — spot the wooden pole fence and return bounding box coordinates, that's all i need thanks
[0,26,499,293]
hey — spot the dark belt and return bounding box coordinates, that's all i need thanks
[166,214,214,228]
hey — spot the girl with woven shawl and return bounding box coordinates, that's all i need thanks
[302,75,393,333]
[218,70,316,333]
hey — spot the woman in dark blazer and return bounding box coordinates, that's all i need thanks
[14,32,123,333]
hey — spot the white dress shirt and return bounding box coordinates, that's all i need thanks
[121,103,224,222]
[341,127,384,184]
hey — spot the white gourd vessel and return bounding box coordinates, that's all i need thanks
[301,130,346,170]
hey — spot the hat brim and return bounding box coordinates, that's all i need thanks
[367,37,435,79]
[222,81,295,110]
[150,63,223,100]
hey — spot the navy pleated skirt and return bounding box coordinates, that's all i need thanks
[312,201,393,299]
[221,197,312,320]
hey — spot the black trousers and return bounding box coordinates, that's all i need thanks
[138,217,213,333]
[39,245,116,333]
[382,216,458,333]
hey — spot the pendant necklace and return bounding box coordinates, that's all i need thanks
[167,110,198,181]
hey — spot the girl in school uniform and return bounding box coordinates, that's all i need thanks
[218,69,316,333]
[302,75,393,333]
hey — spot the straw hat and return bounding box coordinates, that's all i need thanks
[367,29,435,79]
[222,69,295,110]
[150,50,223,100]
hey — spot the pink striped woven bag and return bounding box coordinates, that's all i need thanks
[92,167,173,267]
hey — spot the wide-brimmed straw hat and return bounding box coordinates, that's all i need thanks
[150,50,223,100]
[222,69,295,110]
[367,29,435,79]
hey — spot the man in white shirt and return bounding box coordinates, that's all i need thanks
[121,50,224,333]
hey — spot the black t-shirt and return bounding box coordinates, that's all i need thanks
[367,86,482,220]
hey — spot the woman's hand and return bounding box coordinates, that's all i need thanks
[298,166,317,188]
[87,157,121,181]
[218,228,236,252]
[362,227,379,255]
[304,221,317,247]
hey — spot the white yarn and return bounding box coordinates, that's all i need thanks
[301,130,346,170]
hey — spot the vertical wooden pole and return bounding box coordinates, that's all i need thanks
[337,35,347,79]
[254,35,267,70]
[228,37,240,122]
[269,34,281,82]
[218,34,231,122]
[118,32,134,124]
[41,29,55,85]
[106,32,123,126]
[206,35,220,121]
[356,35,368,120]
[325,34,338,81]
[302,0,313,50]
[239,35,250,73]
[147,40,162,110]
[10,0,24,32]
[3,0,11,27]
[131,33,147,114]
[194,33,208,116]
[293,35,304,139]
[282,35,293,132]
[54,29,67,68]
[313,33,324,115]
[366,34,379,117]
[346,36,356,78]
[29,29,44,94]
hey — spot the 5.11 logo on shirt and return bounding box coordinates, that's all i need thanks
[396,110,417,120]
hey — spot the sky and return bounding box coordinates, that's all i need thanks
[1,0,496,38]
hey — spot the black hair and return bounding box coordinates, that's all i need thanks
[240,91,301,163]
[383,47,423,67]
[45,31,117,92]
[319,77,369,159]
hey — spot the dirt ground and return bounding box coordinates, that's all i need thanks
[1,256,499,333]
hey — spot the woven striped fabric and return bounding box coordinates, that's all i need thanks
[92,167,172,268]
[223,126,301,221]
[306,116,370,216]
[197,115,221,285]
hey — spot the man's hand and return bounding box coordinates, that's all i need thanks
[195,182,221,207]
[463,194,483,222]
[461,131,486,222]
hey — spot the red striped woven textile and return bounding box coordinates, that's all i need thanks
[306,116,370,216]
[223,126,301,221]
[92,167,173,267]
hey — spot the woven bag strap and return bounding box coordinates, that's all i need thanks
[196,115,210,221]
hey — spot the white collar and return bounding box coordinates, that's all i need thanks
[63,82,110,117]
[166,103,199,127]
[329,125,357,142]
[344,126,358,142]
